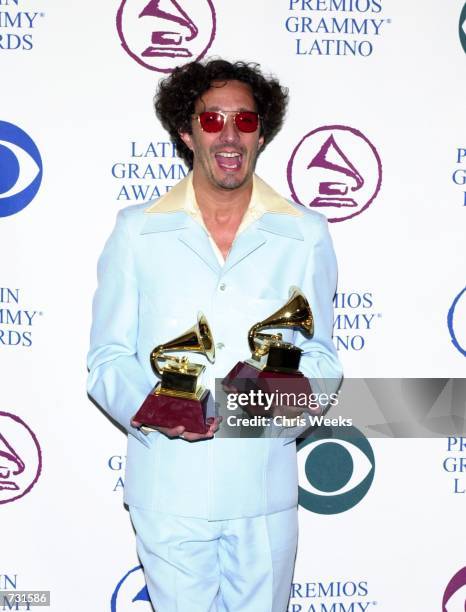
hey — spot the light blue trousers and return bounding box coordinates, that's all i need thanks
[129,506,298,612]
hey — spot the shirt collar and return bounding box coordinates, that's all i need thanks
[144,172,303,219]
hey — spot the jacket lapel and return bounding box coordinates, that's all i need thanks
[223,177,304,273]
[256,213,304,241]
[223,227,267,274]
[140,213,220,274]
[222,214,303,274]
[178,220,222,275]
[140,173,304,275]
[142,176,221,274]
[140,211,188,234]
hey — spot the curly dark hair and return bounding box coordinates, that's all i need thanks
[154,59,289,169]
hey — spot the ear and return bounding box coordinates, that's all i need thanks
[258,134,265,150]
[179,130,194,151]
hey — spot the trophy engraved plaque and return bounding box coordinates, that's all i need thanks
[132,312,216,434]
[222,287,314,416]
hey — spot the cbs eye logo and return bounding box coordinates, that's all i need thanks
[111,565,153,611]
[297,425,375,514]
[0,121,43,218]
[448,286,466,357]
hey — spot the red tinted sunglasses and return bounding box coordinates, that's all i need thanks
[194,110,260,133]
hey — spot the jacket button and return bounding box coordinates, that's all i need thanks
[219,283,226,291]
[216,342,225,349]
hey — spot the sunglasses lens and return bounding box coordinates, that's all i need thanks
[197,111,259,133]
[198,112,224,133]
[235,112,259,132]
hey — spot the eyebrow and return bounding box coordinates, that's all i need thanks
[203,106,257,112]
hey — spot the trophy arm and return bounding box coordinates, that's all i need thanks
[247,287,314,353]
[248,322,262,353]
[150,312,216,377]
[150,345,164,376]
[247,328,281,355]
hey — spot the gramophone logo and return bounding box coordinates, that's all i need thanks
[287,125,382,222]
[116,0,216,73]
[111,565,153,611]
[0,412,42,504]
[448,286,466,357]
[443,566,466,611]
[0,121,43,218]
[297,425,375,514]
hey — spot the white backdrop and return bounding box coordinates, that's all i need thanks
[1,1,466,610]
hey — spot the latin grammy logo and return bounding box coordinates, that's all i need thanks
[287,124,382,222]
[117,0,217,73]
[307,134,364,208]
[138,0,198,59]
[0,432,24,491]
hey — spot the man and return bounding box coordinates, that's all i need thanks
[87,59,342,612]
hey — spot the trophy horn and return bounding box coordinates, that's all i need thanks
[150,312,215,376]
[247,286,314,353]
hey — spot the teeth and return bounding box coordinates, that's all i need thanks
[217,152,240,158]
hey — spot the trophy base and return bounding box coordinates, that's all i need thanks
[131,387,214,434]
[222,361,312,417]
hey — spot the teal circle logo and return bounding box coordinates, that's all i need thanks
[297,426,375,514]
[460,3,466,53]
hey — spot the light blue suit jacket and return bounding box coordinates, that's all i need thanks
[87,174,342,519]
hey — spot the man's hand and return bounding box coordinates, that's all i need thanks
[150,416,222,442]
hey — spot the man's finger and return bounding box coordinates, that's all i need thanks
[155,425,185,438]
[178,417,223,441]
[180,430,214,442]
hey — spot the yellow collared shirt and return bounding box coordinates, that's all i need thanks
[178,173,302,265]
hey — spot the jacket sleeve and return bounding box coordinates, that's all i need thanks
[87,209,155,448]
[273,214,343,443]
[298,215,343,390]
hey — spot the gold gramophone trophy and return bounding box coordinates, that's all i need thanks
[222,287,314,415]
[132,313,216,434]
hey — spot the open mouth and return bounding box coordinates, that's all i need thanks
[215,151,243,172]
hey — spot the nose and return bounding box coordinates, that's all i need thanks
[219,114,240,143]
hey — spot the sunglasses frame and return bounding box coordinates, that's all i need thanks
[193,110,261,134]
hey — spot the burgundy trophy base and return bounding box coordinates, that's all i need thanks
[132,388,213,434]
[222,361,312,417]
